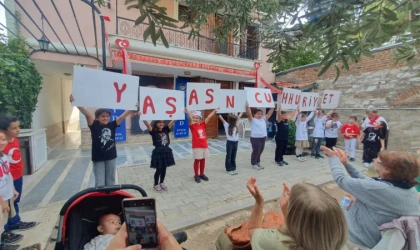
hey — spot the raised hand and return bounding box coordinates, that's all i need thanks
[69,94,75,103]
[247,177,264,204]
[279,183,290,216]
[333,147,349,165]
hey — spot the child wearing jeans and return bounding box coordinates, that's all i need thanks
[341,116,360,162]
[359,121,387,168]
[70,95,135,186]
[325,112,342,149]
[295,110,315,162]
[185,108,218,183]
[246,102,275,170]
[218,113,243,175]
[142,119,176,192]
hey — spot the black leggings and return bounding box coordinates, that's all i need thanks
[154,167,167,186]
[325,137,337,149]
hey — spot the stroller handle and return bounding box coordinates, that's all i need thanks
[59,184,148,216]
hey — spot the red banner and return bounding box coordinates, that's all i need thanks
[112,50,256,77]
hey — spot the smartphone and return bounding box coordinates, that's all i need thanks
[122,198,158,248]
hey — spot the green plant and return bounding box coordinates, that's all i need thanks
[288,120,296,148]
[0,36,43,128]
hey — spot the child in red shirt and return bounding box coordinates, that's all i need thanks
[0,116,37,242]
[185,108,218,183]
[341,116,360,161]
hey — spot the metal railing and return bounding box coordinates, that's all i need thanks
[117,17,259,60]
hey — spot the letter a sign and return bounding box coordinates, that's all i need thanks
[72,66,139,110]
[139,87,185,120]
[186,82,220,111]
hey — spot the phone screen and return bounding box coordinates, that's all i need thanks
[122,199,158,248]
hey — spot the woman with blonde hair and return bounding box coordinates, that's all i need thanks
[323,146,420,249]
[216,178,348,250]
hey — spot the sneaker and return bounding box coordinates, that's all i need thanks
[194,176,201,183]
[316,154,325,159]
[228,171,236,175]
[281,161,289,165]
[257,163,264,169]
[199,174,209,181]
[349,158,355,162]
[0,232,23,244]
[369,162,374,167]
[233,170,238,175]
[301,156,307,161]
[160,183,168,191]
[252,165,260,170]
[277,161,284,166]
[153,185,163,192]
[0,244,20,250]
[297,157,304,162]
[315,155,320,159]
[8,221,37,232]
[363,162,370,168]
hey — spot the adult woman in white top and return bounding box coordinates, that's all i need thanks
[246,102,274,170]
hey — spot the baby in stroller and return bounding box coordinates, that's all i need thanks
[83,214,121,250]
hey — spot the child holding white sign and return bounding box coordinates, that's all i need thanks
[218,113,243,175]
[70,95,135,187]
[275,106,297,166]
[185,108,218,183]
[295,110,315,162]
[246,103,275,170]
[141,119,176,192]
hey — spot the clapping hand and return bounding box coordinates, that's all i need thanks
[279,183,290,216]
[247,177,264,204]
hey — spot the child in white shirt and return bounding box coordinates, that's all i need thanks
[311,108,335,159]
[84,214,121,250]
[325,112,342,149]
[295,111,315,162]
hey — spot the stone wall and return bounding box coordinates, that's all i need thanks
[276,45,420,152]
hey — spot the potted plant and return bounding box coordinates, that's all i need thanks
[285,120,296,155]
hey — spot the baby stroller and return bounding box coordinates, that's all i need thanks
[54,185,188,250]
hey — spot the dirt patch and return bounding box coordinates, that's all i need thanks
[182,181,348,250]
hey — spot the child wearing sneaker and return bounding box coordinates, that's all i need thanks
[295,110,315,162]
[311,108,335,159]
[142,119,176,192]
[341,116,360,162]
[0,116,36,238]
[185,108,218,183]
[0,131,21,249]
[218,113,243,175]
[359,121,386,168]
[246,102,275,170]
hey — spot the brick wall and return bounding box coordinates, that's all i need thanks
[276,46,420,151]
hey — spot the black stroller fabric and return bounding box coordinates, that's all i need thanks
[63,193,129,250]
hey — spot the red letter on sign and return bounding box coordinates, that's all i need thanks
[114,82,127,103]
[264,93,272,103]
[189,90,198,105]
[302,97,307,107]
[282,92,288,104]
[226,95,235,108]
[295,95,301,105]
[205,89,214,104]
[328,94,334,103]
[323,94,328,104]
[288,94,294,104]
[142,96,155,114]
[166,97,176,118]
[255,93,262,103]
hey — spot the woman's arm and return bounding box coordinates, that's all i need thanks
[70,95,94,126]
[218,115,226,124]
[143,120,153,132]
[205,109,218,124]
[246,178,264,238]
[168,120,176,129]
[265,108,275,121]
[246,102,253,122]
[323,146,367,179]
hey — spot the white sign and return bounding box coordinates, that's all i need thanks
[139,87,184,120]
[299,92,319,111]
[217,90,247,113]
[72,66,139,110]
[187,82,220,111]
[279,88,301,110]
[321,90,341,109]
[245,88,275,108]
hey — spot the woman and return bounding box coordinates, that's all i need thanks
[323,146,420,249]
[216,178,348,250]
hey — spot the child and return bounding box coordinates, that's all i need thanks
[311,108,334,159]
[246,103,275,170]
[341,116,360,162]
[325,112,342,149]
[84,213,121,250]
[0,116,36,235]
[0,131,21,249]
[359,121,386,168]
[185,108,218,183]
[70,95,135,186]
[142,119,176,192]
[295,110,315,162]
[275,106,297,166]
[218,113,243,175]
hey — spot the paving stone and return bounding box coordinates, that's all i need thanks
[162,207,181,217]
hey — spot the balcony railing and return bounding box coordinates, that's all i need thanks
[117,17,259,60]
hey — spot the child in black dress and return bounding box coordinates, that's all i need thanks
[359,120,387,168]
[142,119,176,192]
